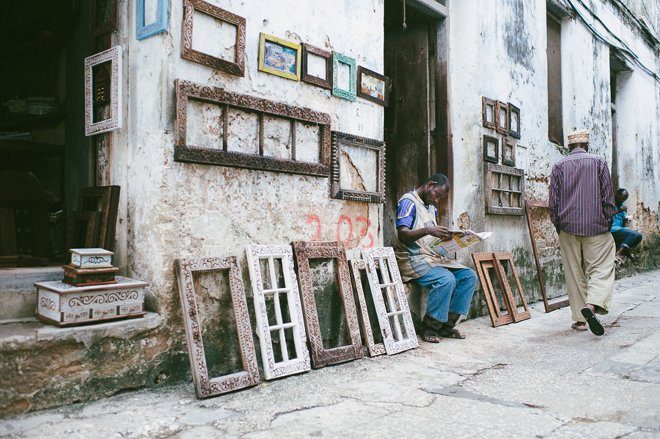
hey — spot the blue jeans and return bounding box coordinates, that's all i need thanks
[611,227,642,250]
[414,267,478,322]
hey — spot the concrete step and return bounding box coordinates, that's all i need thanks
[0,267,63,320]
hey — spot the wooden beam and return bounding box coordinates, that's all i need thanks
[406,0,447,18]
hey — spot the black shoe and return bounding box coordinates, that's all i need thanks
[581,307,605,336]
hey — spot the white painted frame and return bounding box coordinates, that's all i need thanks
[246,245,311,380]
[350,260,386,357]
[362,247,418,354]
[84,46,123,136]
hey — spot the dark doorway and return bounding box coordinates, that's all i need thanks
[383,0,450,246]
[0,0,92,266]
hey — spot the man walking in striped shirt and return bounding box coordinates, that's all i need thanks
[548,129,617,336]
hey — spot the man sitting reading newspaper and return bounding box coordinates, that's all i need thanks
[395,173,479,342]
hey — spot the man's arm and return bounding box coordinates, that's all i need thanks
[598,160,616,223]
[397,225,454,244]
[548,164,562,233]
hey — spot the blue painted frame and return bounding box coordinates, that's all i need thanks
[332,52,357,101]
[136,0,168,40]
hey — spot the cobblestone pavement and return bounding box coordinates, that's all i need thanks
[1,271,659,438]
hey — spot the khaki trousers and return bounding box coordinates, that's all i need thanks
[558,231,615,322]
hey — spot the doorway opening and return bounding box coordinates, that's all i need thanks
[0,0,94,267]
[383,0,451,246]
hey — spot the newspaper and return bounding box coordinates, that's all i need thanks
[427,230,492,256]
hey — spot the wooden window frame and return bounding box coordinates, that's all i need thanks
[292,241,363,368]
[174,256,260,398]
[508,103,521,139]
[181,0,246,76]
[357,66,390,106]
[483,134,499,164]
[495,100,509,135]
[492,252,531,322]
[67,212,100,249]
[77,185,120,251]
[330,131,386,203]
[301,43,332,89]
[502,137,516,167]
[361,247,418,355]
[136,0,168,40]
[246,245,311,380]
[174,79,332,177]
[485,163,525,215]
[350,260,386,357]
[84,46,122,136]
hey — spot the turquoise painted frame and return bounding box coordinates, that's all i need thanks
[136,0,168,40]
[332,52,357,101]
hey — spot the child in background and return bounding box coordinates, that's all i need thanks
[611,188,643,263]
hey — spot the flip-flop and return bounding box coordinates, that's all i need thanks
[571,322,588,331]
[581,307,605,336]
[421,329,441,343]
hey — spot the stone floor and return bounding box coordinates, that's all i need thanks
[1,270,659,438]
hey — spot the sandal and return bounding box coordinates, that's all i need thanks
[581,307,605,336]
[571,322,588,331]
[438,327,465,339]
[421,327,442,343]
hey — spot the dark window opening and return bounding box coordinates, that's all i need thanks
[547,13,563,145]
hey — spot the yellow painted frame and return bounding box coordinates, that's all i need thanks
[258,33,301,81]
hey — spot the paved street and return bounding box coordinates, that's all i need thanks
[1,270,659,438]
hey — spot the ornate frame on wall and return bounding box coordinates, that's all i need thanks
[361,247,418,355]
[84,46,122,136]
[508,103,521,139]
[495,100,509,135]
[350,260,386,357]
[136,0,168,40]
[482,97,496,129]
[292,241,363,368]
[331,131,386,203]
[181,0,246,76]
[174,256,260,398]
[485,163,525,215]
[332,52,357,101]
[357,66,390,106]
[174,79,332,177]
[301,43,332,89]
[258,33,301,81]
[483,134,499,163]
[245,244,311,380]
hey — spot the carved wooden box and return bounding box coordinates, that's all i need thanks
[63,264,119,287]
[70,248,113,268]
[35,276,148,327]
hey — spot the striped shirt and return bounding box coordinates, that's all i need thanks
[548,148,616,236]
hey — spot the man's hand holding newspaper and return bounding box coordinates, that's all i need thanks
[427,229,492,256]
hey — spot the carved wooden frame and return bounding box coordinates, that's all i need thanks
[77,185,120,251]
[301,43,332,90]
[174,256,260,398]
[246,245,311,380]
[258,33,301,81]
[508,103,521,139]
[502,137,516,167]
[482,97,496,129]
[492,252,530,322]
[472,253,516,327]
[136,0,168,40]
[357,66,390,106]
[174,79,331,177]
[483,134,499,164]
[84,46,122,136]
[525,200,570,313]
[331,131,386,203]
[67,212,100,249]
[485,163,525,215]
[292,241,363,368]
[350,260,386,357]
[496,100,510,135]
[181,0,246,76]
[332,52,357,101]
[362,247,418,355]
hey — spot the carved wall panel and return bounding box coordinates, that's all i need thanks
[292,241,363,368]
[246,245,311,380]
[175,79,331,177]
[175,256,260,398]
[361,247,418,355]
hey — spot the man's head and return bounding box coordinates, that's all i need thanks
[615,188,629,205]
[417,173,450,206]
[567,129,589,151]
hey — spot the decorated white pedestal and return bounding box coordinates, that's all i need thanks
[35,276,148,327]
